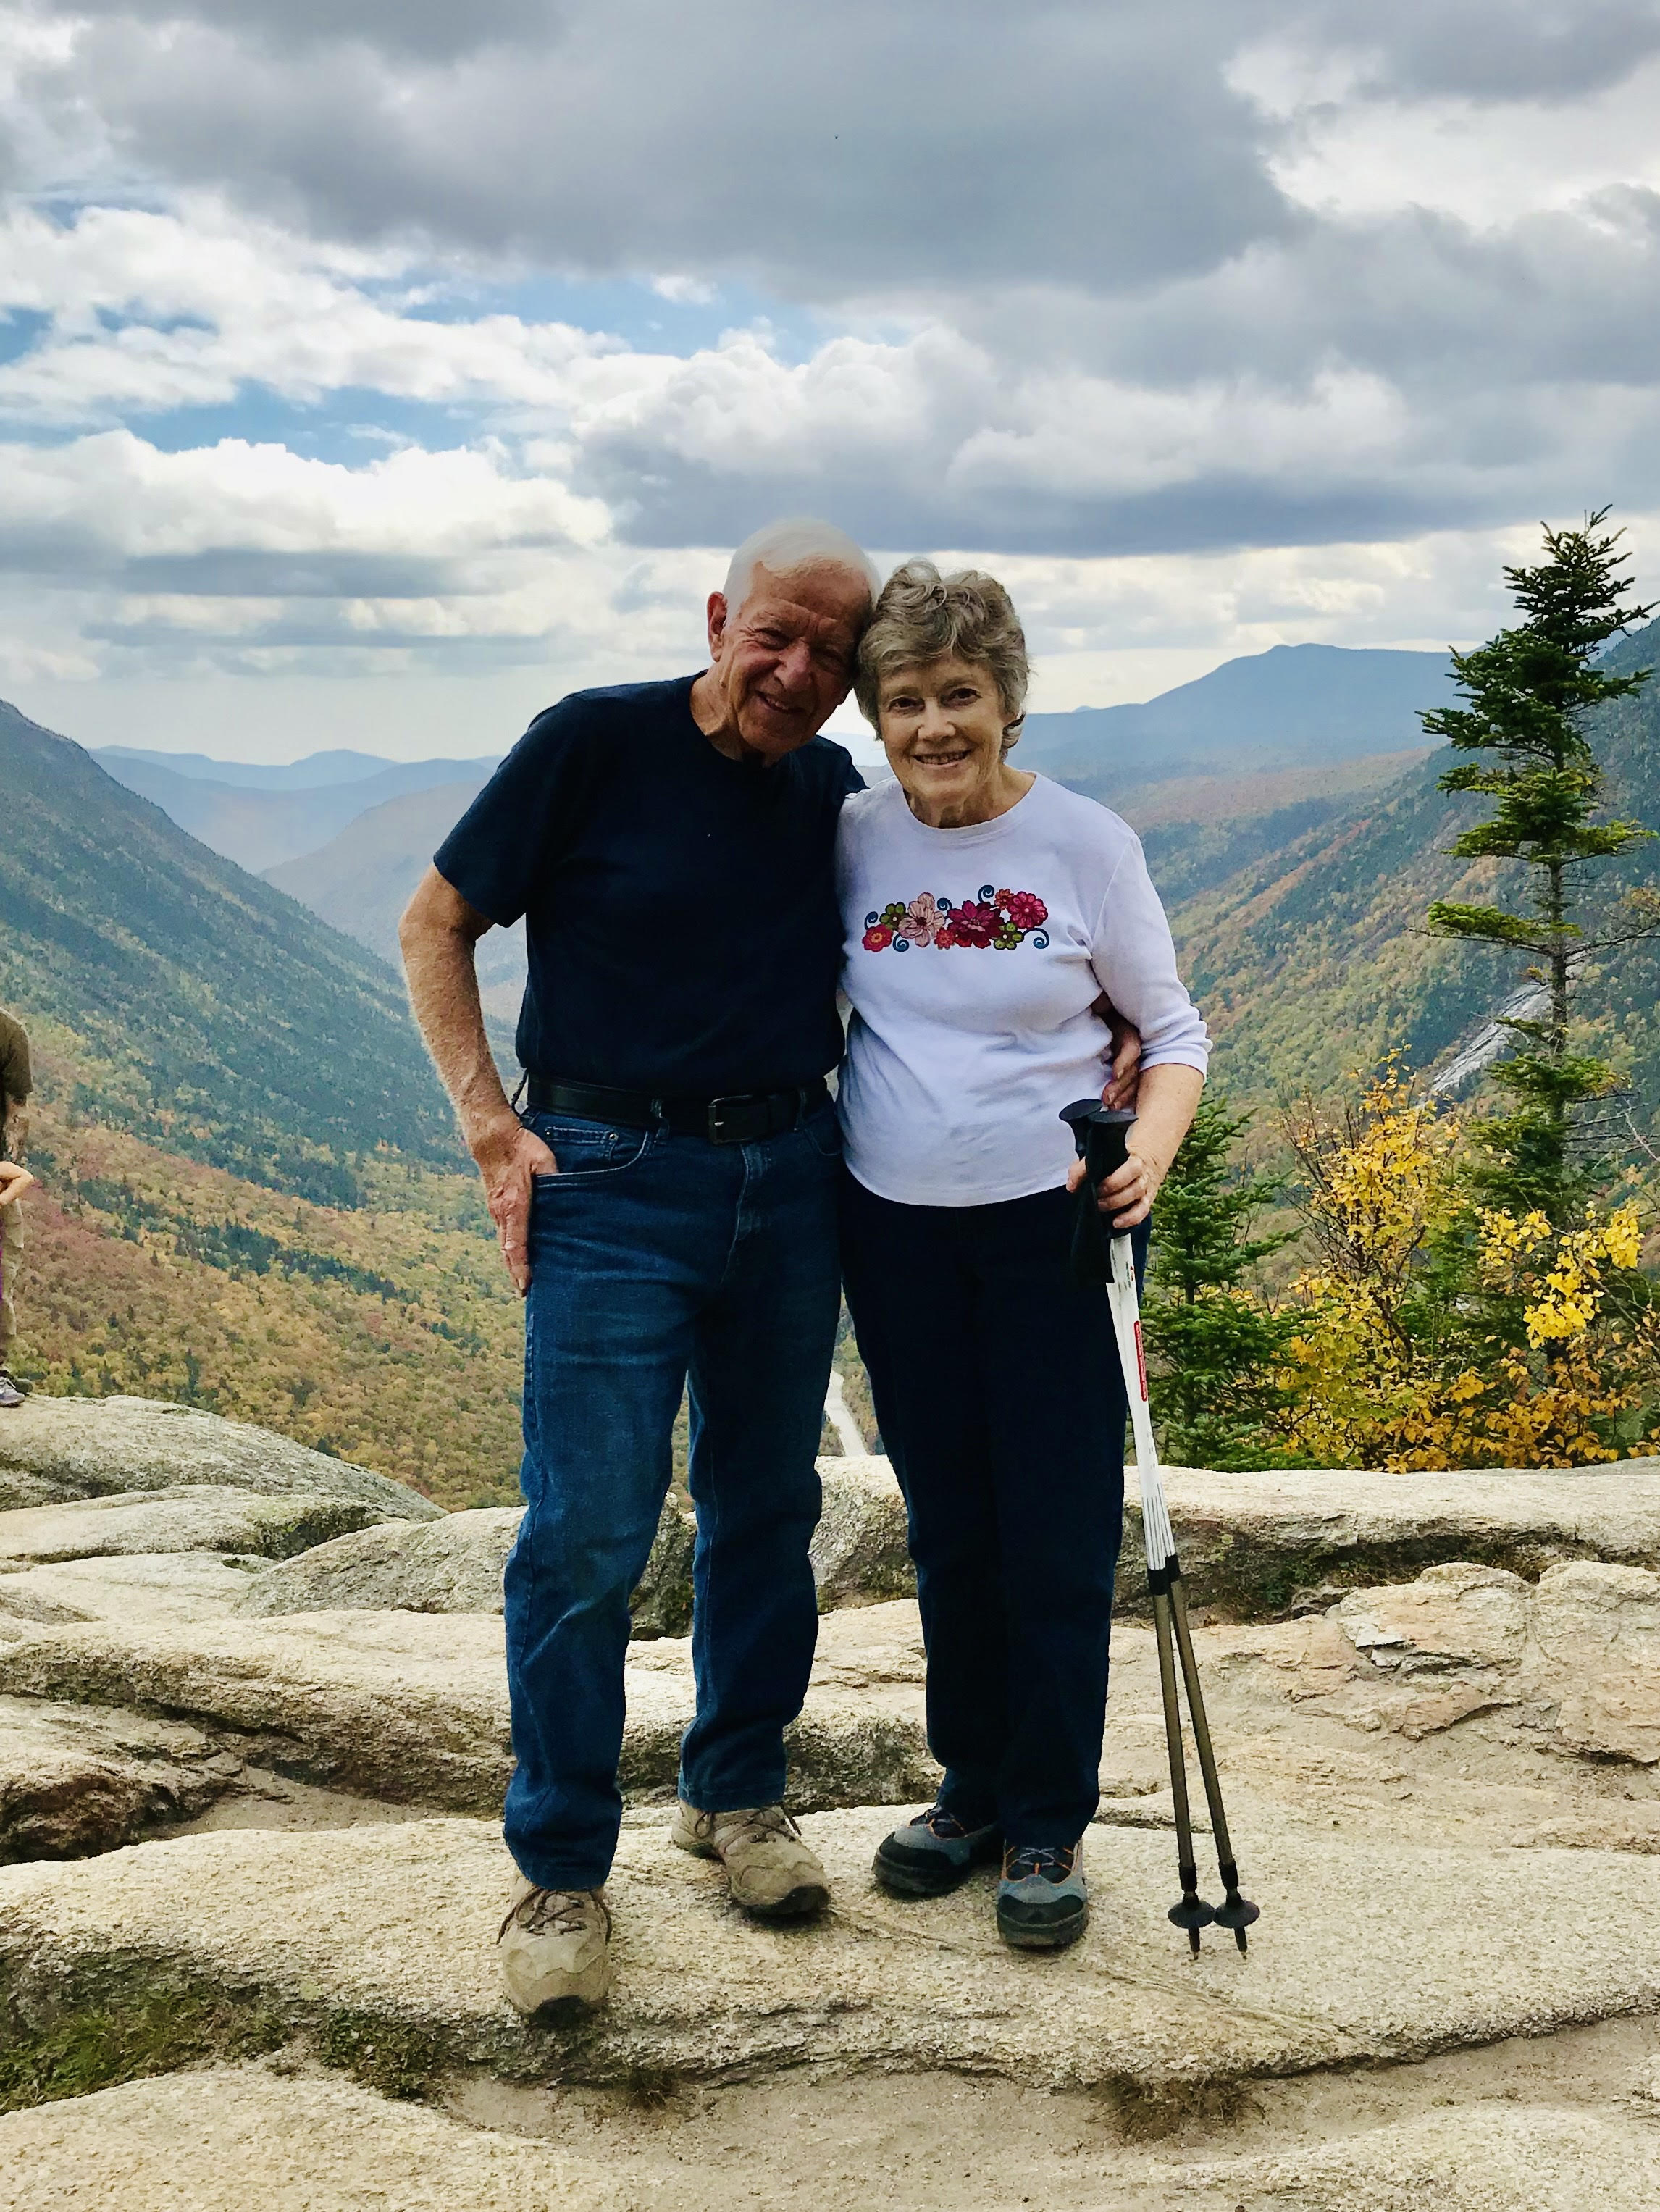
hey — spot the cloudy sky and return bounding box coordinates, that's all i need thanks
[3,0,1659,761]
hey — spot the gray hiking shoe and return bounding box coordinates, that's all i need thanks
[0,1371,22,1409]
[497,1876,612,2017]
[873,1804,1002,1898]
[670,1800,830,1919]
[996,1841,1089,1951]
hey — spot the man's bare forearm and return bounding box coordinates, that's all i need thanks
[398,866,516,1158]
[400,866,554,1294]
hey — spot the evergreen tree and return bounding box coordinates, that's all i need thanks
[1143,1093,1301,1469]
[1425,512,1655,1223]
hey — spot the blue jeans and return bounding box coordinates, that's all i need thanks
[841,1173,1140,1848]
[502,1101,843,1891]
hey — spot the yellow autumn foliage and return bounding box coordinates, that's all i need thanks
[1278,1060,1659,1470]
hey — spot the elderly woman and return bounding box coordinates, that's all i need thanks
[836,561,1207,1953]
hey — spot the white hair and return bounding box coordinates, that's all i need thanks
[723,517,881,611]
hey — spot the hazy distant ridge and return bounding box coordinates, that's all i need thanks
[93,750,503,872]
[96,746,423,792]
[1019,642,1453,788]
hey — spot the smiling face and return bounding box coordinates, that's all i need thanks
[697,560,871,764]
[877,654,1029,828]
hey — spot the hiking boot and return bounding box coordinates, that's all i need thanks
[0,1370,22,1410]
[873,1804,1002,1898]
[497,1876,612,2018]
[996,1841,1089,1952]
[670,1800,830,1919]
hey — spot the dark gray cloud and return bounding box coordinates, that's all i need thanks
[575,419,1660,562]
[27,1,1297,294]
[0,525,469,596]
[999,198,1660,393]
[1297,0,1660,100]
[55,0,566,63]
[22,0,1660,306]
[84,614,555,666]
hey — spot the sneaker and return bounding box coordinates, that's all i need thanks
[0,1370,22,1409]
[497,1876,612,2018]
[670,1800,830,1919]
[873,1805,1002,1898]
[996,1841,1089,1952]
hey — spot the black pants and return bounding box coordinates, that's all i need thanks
[840,1170,1138,1847]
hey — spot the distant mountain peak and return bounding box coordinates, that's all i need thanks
[1022,641,1454,786]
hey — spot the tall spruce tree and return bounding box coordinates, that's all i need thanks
[1425,512,1656,1224]
[1143,1093,1301,1470]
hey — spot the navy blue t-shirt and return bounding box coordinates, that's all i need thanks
[435,675,864,1094]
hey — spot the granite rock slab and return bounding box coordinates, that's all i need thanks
[0,1606,936,1817]
[0,1395,439,1520]
[0,1552,259,1632]
[0,1692,240,1864]
[1136,1458,1660,1620]
[1169,2104,1660,2210]
[0,2062,622,2211]
[1330,1559,1660,1764]
[810,1455,913,1609]
[0,1486,386,1568]
[7,1803,1660,2096]
[237,1488,699,1638]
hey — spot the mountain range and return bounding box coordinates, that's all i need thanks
[1,702,456,1204]
[96,745,427,791]
[2,703,527,1503]
[25,627,1657,1154]
[5,621,1654,1500]
[1172,619,1660,1132]
[92,747,502,873]
[263,779,529,1030]
[94,642,1451,1018]
[1018,642,1453,786]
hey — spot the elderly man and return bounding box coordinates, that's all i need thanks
[401,519,881,2016]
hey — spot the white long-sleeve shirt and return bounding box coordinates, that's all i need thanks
[835,774,1209,1206]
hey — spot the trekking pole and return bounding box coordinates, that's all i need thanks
[1061,1102,1260,1957]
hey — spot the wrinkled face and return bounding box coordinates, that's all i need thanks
[877,655,1012,812]
[705,561,871,761]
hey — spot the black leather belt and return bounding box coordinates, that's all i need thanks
[525,1074,829,1147]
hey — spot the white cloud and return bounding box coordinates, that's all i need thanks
[0,427,609,569]
[2,1,1660,757]
[650,274,716,306]
[0,201,633,424]
[1238,49,1660,227]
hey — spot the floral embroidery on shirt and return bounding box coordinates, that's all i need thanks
[861,887,1049,952]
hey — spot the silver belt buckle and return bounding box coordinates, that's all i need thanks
[707,1094,744,1144]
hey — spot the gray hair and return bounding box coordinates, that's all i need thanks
[724,517,881,611]
[855,559,1030,739]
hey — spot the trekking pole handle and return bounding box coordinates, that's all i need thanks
[1060,1101,1137,1193]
